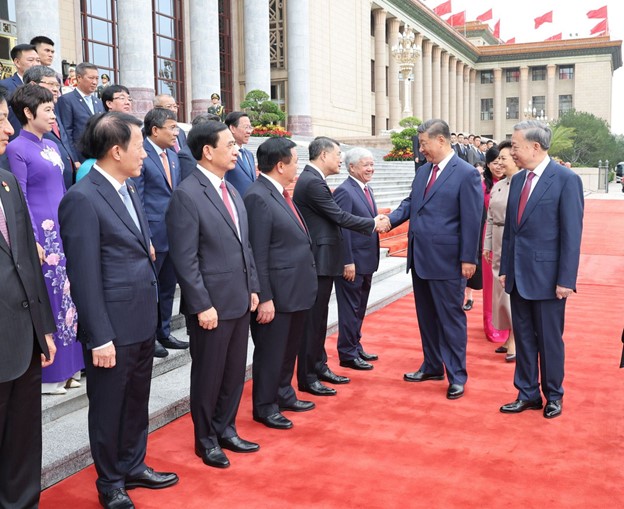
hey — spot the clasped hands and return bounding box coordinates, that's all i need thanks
[374,214,391,233]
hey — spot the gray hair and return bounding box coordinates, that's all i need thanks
[513,120,551,150]
[344,147,373,171]
[76,62,98,76]
[23,65,57,84]
[417,118,451,141]
[309,136,340,161]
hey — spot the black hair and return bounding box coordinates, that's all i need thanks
[10,85,54,126]
[143,108,177,136]
[79,112,142,160]
[101,84,130,111]
[10,44,37,61]
[187,121,229,161]
[256,137,297,173]
[224,111,249,128]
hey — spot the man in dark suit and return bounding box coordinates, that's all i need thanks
[56,62,105,161]
[59,112,178,509]
[153,94,186,151]
[412,135,427,172]
[386,119,482,400]
[225,111,256,195]
[334,148,380,371]
[177,112,220,181]
[0,44,40,97]
[0,88,57,509]
[244,137,318,430]
[293,137,385,397]
[499,120,584,419]
[467,135,485,166]
[134,108,188,357]
[454,133,469,161]
[166,121,260,469]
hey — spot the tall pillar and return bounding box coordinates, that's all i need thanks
[493,68,503,142]
[190,0,221,119]
[244,0,271,95]
[547,64,557,120]
[413,34,424,121]
[388,18,401,128]
[463,66,470,133]
[422,40,432,120]
[431,46,441,119]
[15,0,62,74]
[287,0,312,135]
[449,56,457,129]
[373,9,387,134]
[469,69,477,134]
[519,66,529,123]
[118,0,155,119]
[452,60,461,131]
[441,52,449,122]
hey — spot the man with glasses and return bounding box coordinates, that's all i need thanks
[101,85,133,113]
[224,111,256,195]
[154,93,186,151]
[134,108,188,358]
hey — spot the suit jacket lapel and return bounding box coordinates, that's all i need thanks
[145,141,172,189]
[259,175,307,236]
[0,186,15,256]
[196,171,241,242]
[518,163,555,227]
[74,90,92,116]
[350,178,374,217]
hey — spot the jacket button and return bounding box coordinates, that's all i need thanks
[22,300,29,308]
[151,280,157,286]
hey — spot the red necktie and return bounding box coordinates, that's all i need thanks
[517,171,536,224]
[363,185,375,214]
[219,181,236,224]
[0,205,10,247]
[173,139,180,153]
[52,121,61,138]
[424,164,439,197]
[283,189,305,230]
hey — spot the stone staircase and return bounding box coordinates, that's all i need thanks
[41,136,416,488]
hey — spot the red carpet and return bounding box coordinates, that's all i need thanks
[41,200,624,508]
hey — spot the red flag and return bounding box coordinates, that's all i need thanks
[493,19,500,39]
[505,37,516,44]
[587,6,607,19]
[534,11,553,29]
[433,0,452,16]
[447,11,466,27]
[477,9,493,22]
[590,18,608,35]
[545,33,562,41]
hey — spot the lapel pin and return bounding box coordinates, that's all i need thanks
[2,181,9,192]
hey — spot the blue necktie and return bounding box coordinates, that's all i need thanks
[119,184,141,231]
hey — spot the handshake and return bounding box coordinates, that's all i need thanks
[374,214,392,233]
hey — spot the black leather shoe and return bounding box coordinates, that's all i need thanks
[340,357,373,370]
[318,368,350,384]
[218,435,260,453]
[543,399,563,419]
[359,350,378,361]
[463,299,474,311]
[494,346,508,354]
[446,383,464,400]
[125,467,178,490]
[98,488,135,509]
[195,446,230,468]
[158,335,189,349]
[253,412,293,429]
[153,341,169,358]
[403,370,445,382]
[279,400,315,412]
[500,398,543,413]
[298,380,337,396]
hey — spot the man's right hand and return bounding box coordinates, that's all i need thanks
[92,344,116,369]
[198,307,218,330]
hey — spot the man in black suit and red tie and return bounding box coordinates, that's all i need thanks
[225,111,256,195]
[60,112,178,509]
[244,137,318,430]
[166,121,261,469]
[293,137,386,397]
[0,87,57,509]
[333,148,381,371]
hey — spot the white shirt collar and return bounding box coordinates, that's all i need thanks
[76,88,92,99]
[195,163,224,194]
[348,175,367,191]
[530,155,551,178]
[146,137,165,157]
[436,150,455,172]
[260,173,284,194]
[308,162,326,180]
[92,163,124,192]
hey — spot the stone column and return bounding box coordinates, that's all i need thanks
[16,0,62,74]
[373,9,387,134]
[547,64,557,120]
[449,56,457,129]
[519,66,529,122]
[118,0,156,119]
[287,0,312,135]
[463,66,470,133]
[431,46,441,119]
[190,0,221,119]
[469,69,477,134]
[413,33,424,121]
[452,60,461,131]
[388,18,401,128]
[493,68,503,142]
[244,0,271,95]
[441,51,449,122]
[422,40,432,120]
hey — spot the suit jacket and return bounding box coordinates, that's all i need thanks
[454,143,469,162]
[0,73,22,97]
[244,174,317,312]
[0,168,55,383]
[225,146,256,196]
[133,139,180,252]
[333,176,380,275]
[56,89,105,161]
[293,165,375,277]
[44,115,78,190]
[467,146,485,166]
[388,153,483,279]
[59,169,159,349]
[165,168,260,319]
[500,160,584,300]
[177,144,197,182]
[176,128,187,150]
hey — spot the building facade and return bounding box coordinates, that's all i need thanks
[1,0,620,140]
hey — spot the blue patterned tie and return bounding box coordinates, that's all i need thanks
[119,185,141,231]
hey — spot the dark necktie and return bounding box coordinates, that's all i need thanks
[363,185,375,214]
[0,205,10,247]
[283,189,305,230]
[424,164,439,197]
[517,171,536,224]
[220,181,237,224]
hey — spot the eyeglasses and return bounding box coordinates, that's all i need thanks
[38,80,60,90]
[159,124,180,132]
[112,95,133,102]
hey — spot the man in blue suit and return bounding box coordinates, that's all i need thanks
[334,148,380,371]
[499,121,584,419]
[387,119,482,400]
[224,111,256,195]
[0,44,40,97]
[134,108,188,356]
[153,94,186,151]
[56,62,105,162]
[59,112,178,509]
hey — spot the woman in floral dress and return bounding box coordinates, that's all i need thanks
[6,85,83,394]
